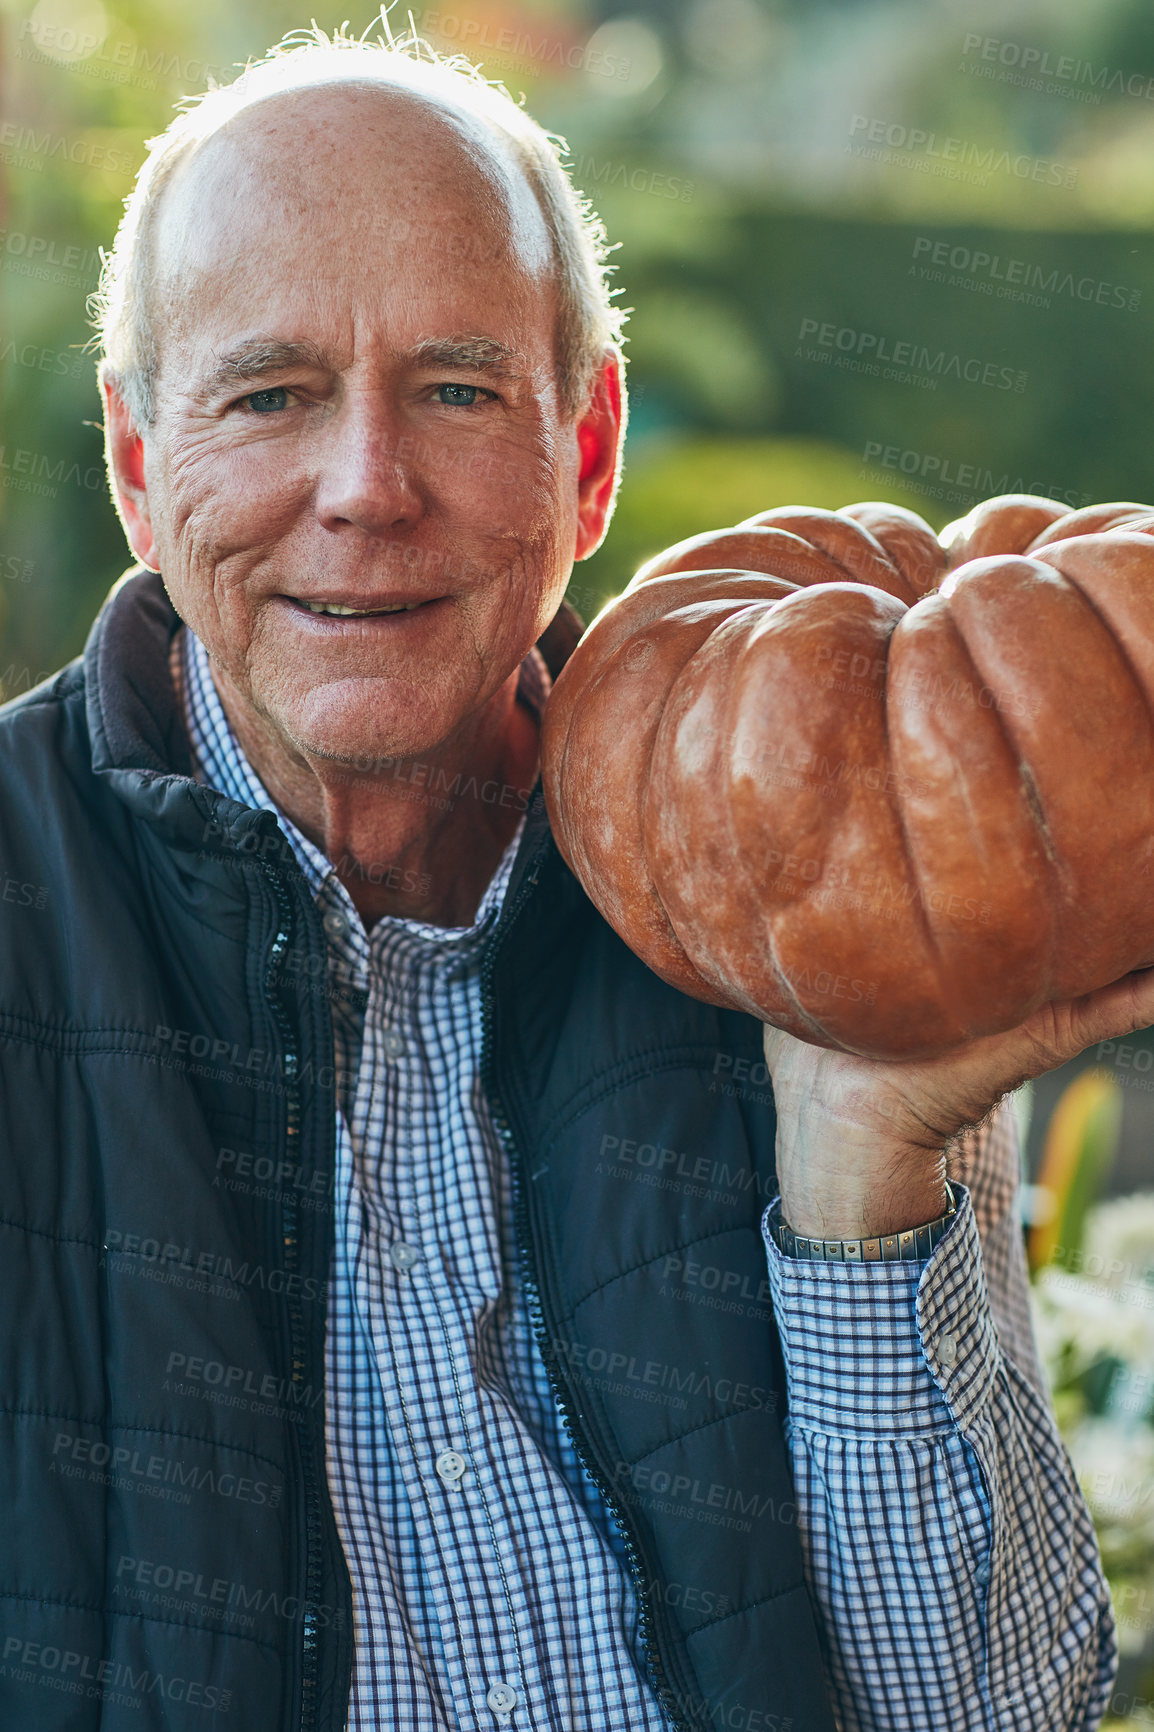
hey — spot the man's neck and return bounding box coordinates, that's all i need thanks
[210,662,541,931]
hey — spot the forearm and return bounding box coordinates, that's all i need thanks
[763,1189,1116,1731]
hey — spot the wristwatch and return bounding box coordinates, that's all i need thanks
[770,1181,956,1264]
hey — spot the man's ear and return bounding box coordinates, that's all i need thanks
[101,367,160,572]
[573,351,626,563]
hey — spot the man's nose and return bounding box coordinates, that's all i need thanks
[313,396,423,533]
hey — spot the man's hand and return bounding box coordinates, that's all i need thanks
[762,966,1154,1240]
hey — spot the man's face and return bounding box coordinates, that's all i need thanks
[116,83,606,769]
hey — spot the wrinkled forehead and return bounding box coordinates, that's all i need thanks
[151,79,555,318]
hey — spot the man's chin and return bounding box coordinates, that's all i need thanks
[262,677,465,772]
[280,722,441,777]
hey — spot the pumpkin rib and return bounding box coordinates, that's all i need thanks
[736,505,913,604]
[544,492,1154,1056]
[940,492,1068,569]
[1034,534,1154,743]
[878,605,950,991]
[1027,501,1152,550]
[640,605,784,1023]
[838,501,946,597]
[934,559,1068,995]
[891,583,1055,1039]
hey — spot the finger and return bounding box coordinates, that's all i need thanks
[1020,966,1154,1071]
[762,1021,816,1072]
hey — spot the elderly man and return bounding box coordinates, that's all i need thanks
[0,23,1147,1732]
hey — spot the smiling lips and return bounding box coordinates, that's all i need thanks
[291,597,430,617]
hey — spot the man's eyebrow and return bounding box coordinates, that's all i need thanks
[198,334,526,397]
[202,339,330,395]
[407,336,523,378]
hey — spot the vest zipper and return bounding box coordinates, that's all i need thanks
[479,851,694,1732]
[262,856,324,1732]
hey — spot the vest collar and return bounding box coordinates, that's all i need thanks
[82,566,577,891]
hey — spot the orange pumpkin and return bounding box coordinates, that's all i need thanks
[541,494,1154,1059]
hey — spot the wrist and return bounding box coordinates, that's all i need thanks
[780,1176,949,1239]
[772,1181,956,1262]
[776,1119,948,1239]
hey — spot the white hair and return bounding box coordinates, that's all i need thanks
[91,18,628,426]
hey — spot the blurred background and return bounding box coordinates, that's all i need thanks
[4,0,1154,1719]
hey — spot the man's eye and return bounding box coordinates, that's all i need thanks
[245,387,289,413]
[435,383,487,406]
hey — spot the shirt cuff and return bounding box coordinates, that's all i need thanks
[762,1183,1000,1437]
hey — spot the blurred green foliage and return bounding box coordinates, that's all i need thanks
[4,0,1154,686]
[571,432,928,620]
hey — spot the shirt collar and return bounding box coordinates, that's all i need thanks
[170,624,548,935]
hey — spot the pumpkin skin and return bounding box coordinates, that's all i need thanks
[541,495,1154,1059]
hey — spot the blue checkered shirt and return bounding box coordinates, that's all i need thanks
[173,622,1114,1731]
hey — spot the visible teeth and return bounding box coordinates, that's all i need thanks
[299,600,422,616]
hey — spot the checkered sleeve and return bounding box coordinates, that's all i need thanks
[947,1095,1046,1398]
[762,1184,1116,1731]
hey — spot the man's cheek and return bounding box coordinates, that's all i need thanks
[160,455,299,580]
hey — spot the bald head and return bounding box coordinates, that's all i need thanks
[96,33,624,426]
[149,82,558,403]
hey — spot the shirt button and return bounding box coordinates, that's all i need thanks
[938,1330,958,1368]
[388,1241,420,1273]
[975,1560,990,1587]
[323,909,349,939]
[381,1028,405,1059]
[486,1682,518,1716]
[435,1449,466,1488]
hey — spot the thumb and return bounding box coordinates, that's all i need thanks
[1010,966,1154,1079]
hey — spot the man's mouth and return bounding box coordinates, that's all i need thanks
[294,599,426,617]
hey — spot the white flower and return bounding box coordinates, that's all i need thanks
[1084,1193,1154,1291]
[1032,1270,1154,1385]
